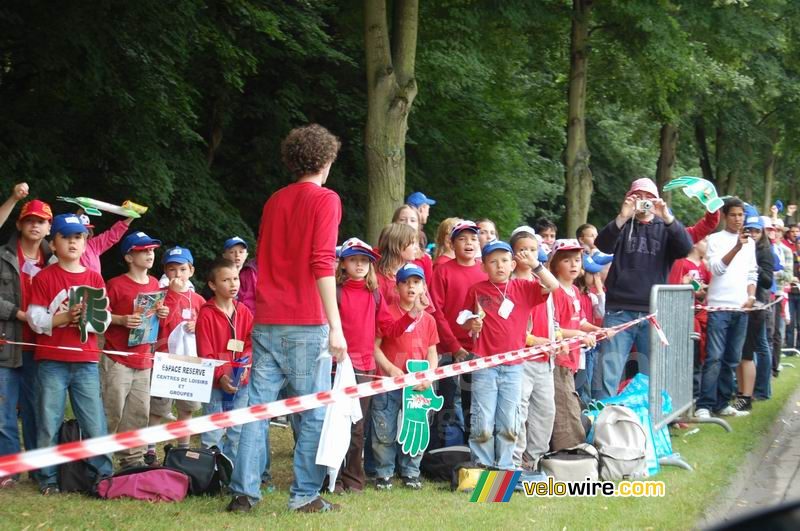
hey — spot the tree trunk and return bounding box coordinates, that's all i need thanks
[725,170,738,197]
[693,117,715,184]
[364,0,419,245]
[564,0,593,235]
[762,130,778,213]
[655,123,678,205]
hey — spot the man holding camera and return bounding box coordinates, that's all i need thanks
[591,177,693,398]
[694,198,757,417]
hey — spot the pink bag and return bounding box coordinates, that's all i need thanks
[96,467,189,502]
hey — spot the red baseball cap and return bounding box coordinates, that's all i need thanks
[18,200,53,222]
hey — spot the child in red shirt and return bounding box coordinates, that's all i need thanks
[548,240,609,452]
[509,227,557,470]
[377,223,429,308]
[372,263,438,490]
[196,258,254,461]
[432,217,461,271]
[145,246,205,463]
[461,240,558,469]
[392,205,433,281]
[429,220,486,440]
[102,231,167,470]
[334,237,417,492]
[27,214,114,493]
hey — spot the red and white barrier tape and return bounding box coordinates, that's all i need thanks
[697,295,784,313]
[0,314,657,477]
[0,339,245,368]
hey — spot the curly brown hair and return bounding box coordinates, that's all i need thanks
[281,124,342,179]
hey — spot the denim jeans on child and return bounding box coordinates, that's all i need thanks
[371,389,423,479]
[0,366,22,476]
[592,310,651,399]
[469,363,522,469]
[202,387,250,460]
[698,311,748,412]
[573,347,595,405]
[753,316,772,400]
[36,361,112,488]
[229,324,331,510]
[19,351,38,453]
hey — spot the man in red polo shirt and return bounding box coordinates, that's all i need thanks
[227,124,346,514]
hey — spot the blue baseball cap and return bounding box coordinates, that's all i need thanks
[583,253,605,274]
[406,192,436,208]
[121,231,161,255]
[396,263,426,283]
[223,236,248,250]
[51,214,89,237]
[481,240,513,257]
[744,205,762,229]
[163,246,194,265]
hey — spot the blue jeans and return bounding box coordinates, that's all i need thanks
[787,295,800,350]
[202,387,250,460]
[36,361,112,488]
[574,347,596,405]
[0,366,22,478]
[469,364,522,469]
[371,389,422,478]
[698,311,748,412]
[592,310,651,399]
[753,318,772,400]
[19,352,38,452]
[229,324,331,510]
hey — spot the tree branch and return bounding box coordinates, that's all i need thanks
[391,0,418,86]
[364,0,393,84]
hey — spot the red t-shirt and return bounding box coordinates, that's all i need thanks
[529,299,551,363]
[104,274,162,369]
[432,255,453,271]
[377,303,438,377]
[413,254,433,286]
[338,279,414,371]
[157,288,206,351]
[17,241,46,344]
[378,272,436,315]
[668,258,710,286]
[29,264,106,363]
[429,259,487,354]
[196,299,254,388]
[255,182,341,325]
[551,285,586,371]
[462,278,547,364]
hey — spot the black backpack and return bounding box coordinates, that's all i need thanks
[420,445,471,482]
[57,419,101,493]
[162,445,233,495]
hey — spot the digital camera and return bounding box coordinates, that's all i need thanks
[636,199,653,212]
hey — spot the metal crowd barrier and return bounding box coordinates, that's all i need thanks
[648,285,730,471]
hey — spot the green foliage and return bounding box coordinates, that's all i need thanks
[2,0,800,279]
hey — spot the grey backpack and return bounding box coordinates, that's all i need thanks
[592,405,647,480]
[539,443,599,482]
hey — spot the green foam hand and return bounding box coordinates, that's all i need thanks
[398,359,443,457]
[663,176,724,213]
[69,286,111,343]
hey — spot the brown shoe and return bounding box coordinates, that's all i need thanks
[295,497,341,513]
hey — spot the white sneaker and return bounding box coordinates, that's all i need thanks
[694,408,711,419]
[716,405,750,417]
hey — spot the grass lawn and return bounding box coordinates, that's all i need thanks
[2,365,799,530]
